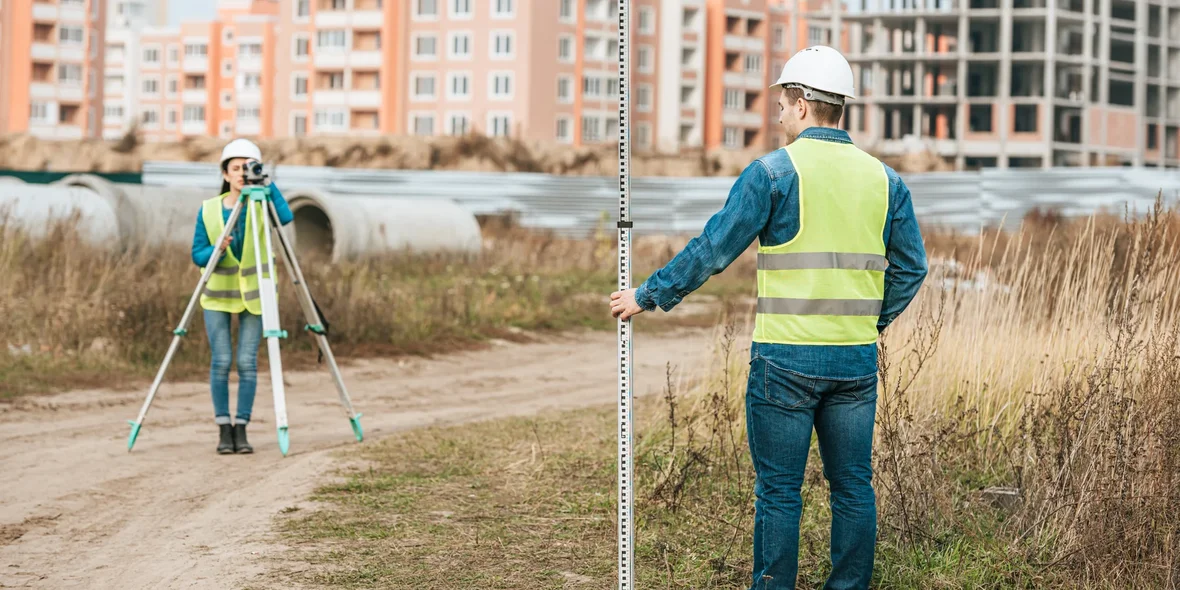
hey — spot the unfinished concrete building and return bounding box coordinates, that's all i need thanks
[824,0,1180,169]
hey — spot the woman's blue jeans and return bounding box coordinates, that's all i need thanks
[746,353,879,590]
[203,309,263,425]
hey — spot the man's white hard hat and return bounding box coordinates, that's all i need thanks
[771,45,856,105]
[220,138,262,167]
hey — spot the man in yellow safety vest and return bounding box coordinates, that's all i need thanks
[610,45,929,590]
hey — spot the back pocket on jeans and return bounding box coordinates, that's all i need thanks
[758,356,816,410]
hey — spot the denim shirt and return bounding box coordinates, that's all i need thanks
[191,183,294,268]
[635,127,929,380]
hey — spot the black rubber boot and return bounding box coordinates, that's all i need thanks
[217,424,235,454]
[233,423,253,454]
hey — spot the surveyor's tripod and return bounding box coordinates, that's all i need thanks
[126,182,363,456]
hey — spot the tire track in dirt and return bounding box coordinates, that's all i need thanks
[0,327,717,589]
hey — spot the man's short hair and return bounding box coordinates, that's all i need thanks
[783,86,844,126]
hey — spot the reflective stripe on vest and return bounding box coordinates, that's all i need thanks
[198,196,268,315]
[753,138,889,346]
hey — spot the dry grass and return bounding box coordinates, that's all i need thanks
[266,200,1180,588]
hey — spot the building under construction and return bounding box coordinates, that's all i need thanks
[823,0,1180,169]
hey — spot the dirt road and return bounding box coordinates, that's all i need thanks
[0,327,717,590]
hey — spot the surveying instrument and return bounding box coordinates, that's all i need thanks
[126,160,363,456]
[615,0,635,588]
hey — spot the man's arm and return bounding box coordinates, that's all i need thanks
[634,159,773,312]
[877,173,929,331]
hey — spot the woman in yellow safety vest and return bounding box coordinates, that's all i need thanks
[190,138,294,455]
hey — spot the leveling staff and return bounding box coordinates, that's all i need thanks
[191,138,294,455]
[610,46,929,590]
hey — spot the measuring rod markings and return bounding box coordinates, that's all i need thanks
[616,0,634,588]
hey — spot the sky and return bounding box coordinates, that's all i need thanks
[168,0,216,25]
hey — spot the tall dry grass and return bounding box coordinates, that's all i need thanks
[637,198,1180,588]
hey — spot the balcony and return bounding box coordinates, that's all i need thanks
[724,71,765,90]
[183,89,206,103]
[314,90,348,106]
[30,83,56,99]
[182,121,206,135]
[315,10,350,27]
[724,35,746,51]
[58,3,86,22]
[237,88,263,103]
[32,2,59,21]
[351,50,382,68]
[60,46,84,62]
[236,119,261,135]
[31,42,56,60]
[352,10,384,28]
[722,110,764,127]
[183,56,208,73]
[349,90,382,107]
[59,85,84,102]
[313,51,349,69]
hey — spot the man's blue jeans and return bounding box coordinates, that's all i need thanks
[745,350,879,590]
[203,309,263,425]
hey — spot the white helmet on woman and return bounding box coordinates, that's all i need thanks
[220,138,262,167]
[771,45,856,106]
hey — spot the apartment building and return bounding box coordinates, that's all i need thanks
[0,0,107,139]
[102,0,166,139]
[827,0,1180,169]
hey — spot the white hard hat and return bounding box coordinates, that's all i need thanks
[771,45,855,105]
[220,138,262,167]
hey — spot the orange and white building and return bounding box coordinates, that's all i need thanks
[0,0,107,139]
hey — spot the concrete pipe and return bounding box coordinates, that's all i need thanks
[283,188,483,262]
[56,174,136,248]
[115,183,211,248]
[0,184,121,246]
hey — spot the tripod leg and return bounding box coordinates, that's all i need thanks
[128,199,247,451]
[266,200,363,442]
[250,195,290,456]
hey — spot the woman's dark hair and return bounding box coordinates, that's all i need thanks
[219,159,231,195]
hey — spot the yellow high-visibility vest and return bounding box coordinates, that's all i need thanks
[198,195,271,315]
[753,138,889,346]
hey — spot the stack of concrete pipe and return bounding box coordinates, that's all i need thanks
[0,174,482,261]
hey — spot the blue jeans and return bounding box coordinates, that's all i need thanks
[203,309,263,425]
[746,351,879,590]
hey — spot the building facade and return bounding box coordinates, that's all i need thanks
[0,0,107,139]
[827,0,1180,168]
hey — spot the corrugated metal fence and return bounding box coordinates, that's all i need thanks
[142,161,1180,236]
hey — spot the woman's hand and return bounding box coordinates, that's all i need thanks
[220,235,233,251]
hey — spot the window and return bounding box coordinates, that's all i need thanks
[451,0,472,17]
[607,78,619,98]
[221,91,233,107]
[104,105,123,118]
[59,26,84,45]
[329,0,346,8]
[237,106,260,121]
[293,113,307,136]
[448,72,470,99]
[294,75,308,97]
[558,35,575,62]
[724,127,741,148]
[415,35,438,59]
[449,32,471,58]
[638,46,653,73]
[637,123,651,148]
[492,32,514,58]
[240,74,261,89]
[296,0,310,17]
[412,74,437,99]
[808,26,825,46]
[142,78,159,94]
[582,115,600,141]
[560,0,575,21]
[490,72,513,99]
[167,107,177,128]
[493,0,514,17]
[637,84,652,111]
[724,89,743,109]
[556,117,572,142]
[639,7,655,34]
[774,25,786,50]
[30,103,50,122]
[294,36,310,59]
[222,59,233,76]
[583,75,603,98]
[167,76,178,95]
[488,112,511,137]
[143,48,160,63]
[324,72,344,89]
[413,114,434,135]
[185,43,208,57]
[222,28,233,45]
[448,113,470,135]
[239,43,263,58]
[315,109,346,127]
[1014,104,1037,132]
[141,109,158,125]
[184,105,206,122]
[557,76,573,103]
[317,30,347,52]
[745,54,763,73]
[168,46,179,63]
[416,0,438,17]
[58,64,83,84]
